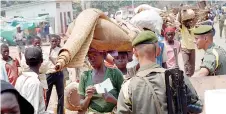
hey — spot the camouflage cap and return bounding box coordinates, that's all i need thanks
[132,31,158,46]
[192,25,213,35]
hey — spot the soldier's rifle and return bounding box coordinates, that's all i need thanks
[165,48,202,114]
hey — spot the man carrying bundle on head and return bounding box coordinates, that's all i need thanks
[177,8,196,77]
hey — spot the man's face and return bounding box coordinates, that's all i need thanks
[50,38,57,49]
[57,38,61,46]
[1,92,20,114]
[32,39,41,47]
[1,47,9,60]
[194,35,206,49]
[183,19,194,28]
[127,52,133,62]
[165,31,175,43]
[17,27,21,32]
[114,54,128,69]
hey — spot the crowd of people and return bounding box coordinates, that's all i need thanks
[1,2,226,114]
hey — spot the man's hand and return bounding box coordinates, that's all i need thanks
[193,68,209,77]
[85,86,96,99]
[49,56,56,65]
[102,88,117,104]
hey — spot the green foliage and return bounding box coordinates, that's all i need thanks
[72,1,158,15]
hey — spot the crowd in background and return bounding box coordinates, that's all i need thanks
[1,2,226,114]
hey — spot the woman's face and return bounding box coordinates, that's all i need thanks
[88,51,105,69]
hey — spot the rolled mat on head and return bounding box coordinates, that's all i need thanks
[55,8,135,71]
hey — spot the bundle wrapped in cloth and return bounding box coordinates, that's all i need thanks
[134,4,163,14]
[131,9,163,35]
[55,8,136,71]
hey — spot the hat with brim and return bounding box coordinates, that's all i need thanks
[1,80,34,114]
[132,31,158,46]
[192,25,213,35]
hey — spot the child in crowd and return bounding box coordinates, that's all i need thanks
[46,34,64,114]
[15,47,48,114]
[163,26,181,69]
[114,51,129,75]
[0,44,20,86]
[126,54,139,79]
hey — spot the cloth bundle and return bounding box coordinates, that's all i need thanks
[130,9,163,35]
[55,9,136,71]
[134,4,163,14]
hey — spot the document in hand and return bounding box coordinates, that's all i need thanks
[94,78,113,94]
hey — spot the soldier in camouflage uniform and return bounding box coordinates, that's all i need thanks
[193,25,226,76]
[117,31,202,114]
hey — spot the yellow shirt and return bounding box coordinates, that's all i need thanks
[180,25,195,49]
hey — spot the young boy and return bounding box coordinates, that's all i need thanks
[20,36,49,98]
[46,35,64,114]
[163,26,181,69]
[15,47,48,114]
[114,52,129,75]
[0,44,20,86]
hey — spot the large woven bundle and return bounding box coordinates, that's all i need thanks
[55,9,136,71]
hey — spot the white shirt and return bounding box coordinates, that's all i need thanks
[0,60,9,82]
[46,47,61,74]
[15,31,25,40]
[15,72,48,114]
[20,46,49,89]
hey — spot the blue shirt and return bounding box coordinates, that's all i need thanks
[156,35,165,67]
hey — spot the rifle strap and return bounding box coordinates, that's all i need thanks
[142,76,164,114]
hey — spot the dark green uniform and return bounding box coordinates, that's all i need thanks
[117,31,202,114]
[192,25,226,75]
[117,63,202,114]
[200,43,226,75]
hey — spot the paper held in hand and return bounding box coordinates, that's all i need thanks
[94,78,113,94]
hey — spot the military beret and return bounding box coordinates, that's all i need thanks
[192,25,213,35]
[132,31,158,46]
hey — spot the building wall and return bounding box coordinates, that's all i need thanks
[55,1,73,34]
[5,2,57,18]
[4,1,73,34]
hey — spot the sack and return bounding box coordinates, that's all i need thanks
[131,10,163,35]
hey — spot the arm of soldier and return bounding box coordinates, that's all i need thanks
[184,76,203,111]
[117,81,132,114]
[193,53,216,77]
